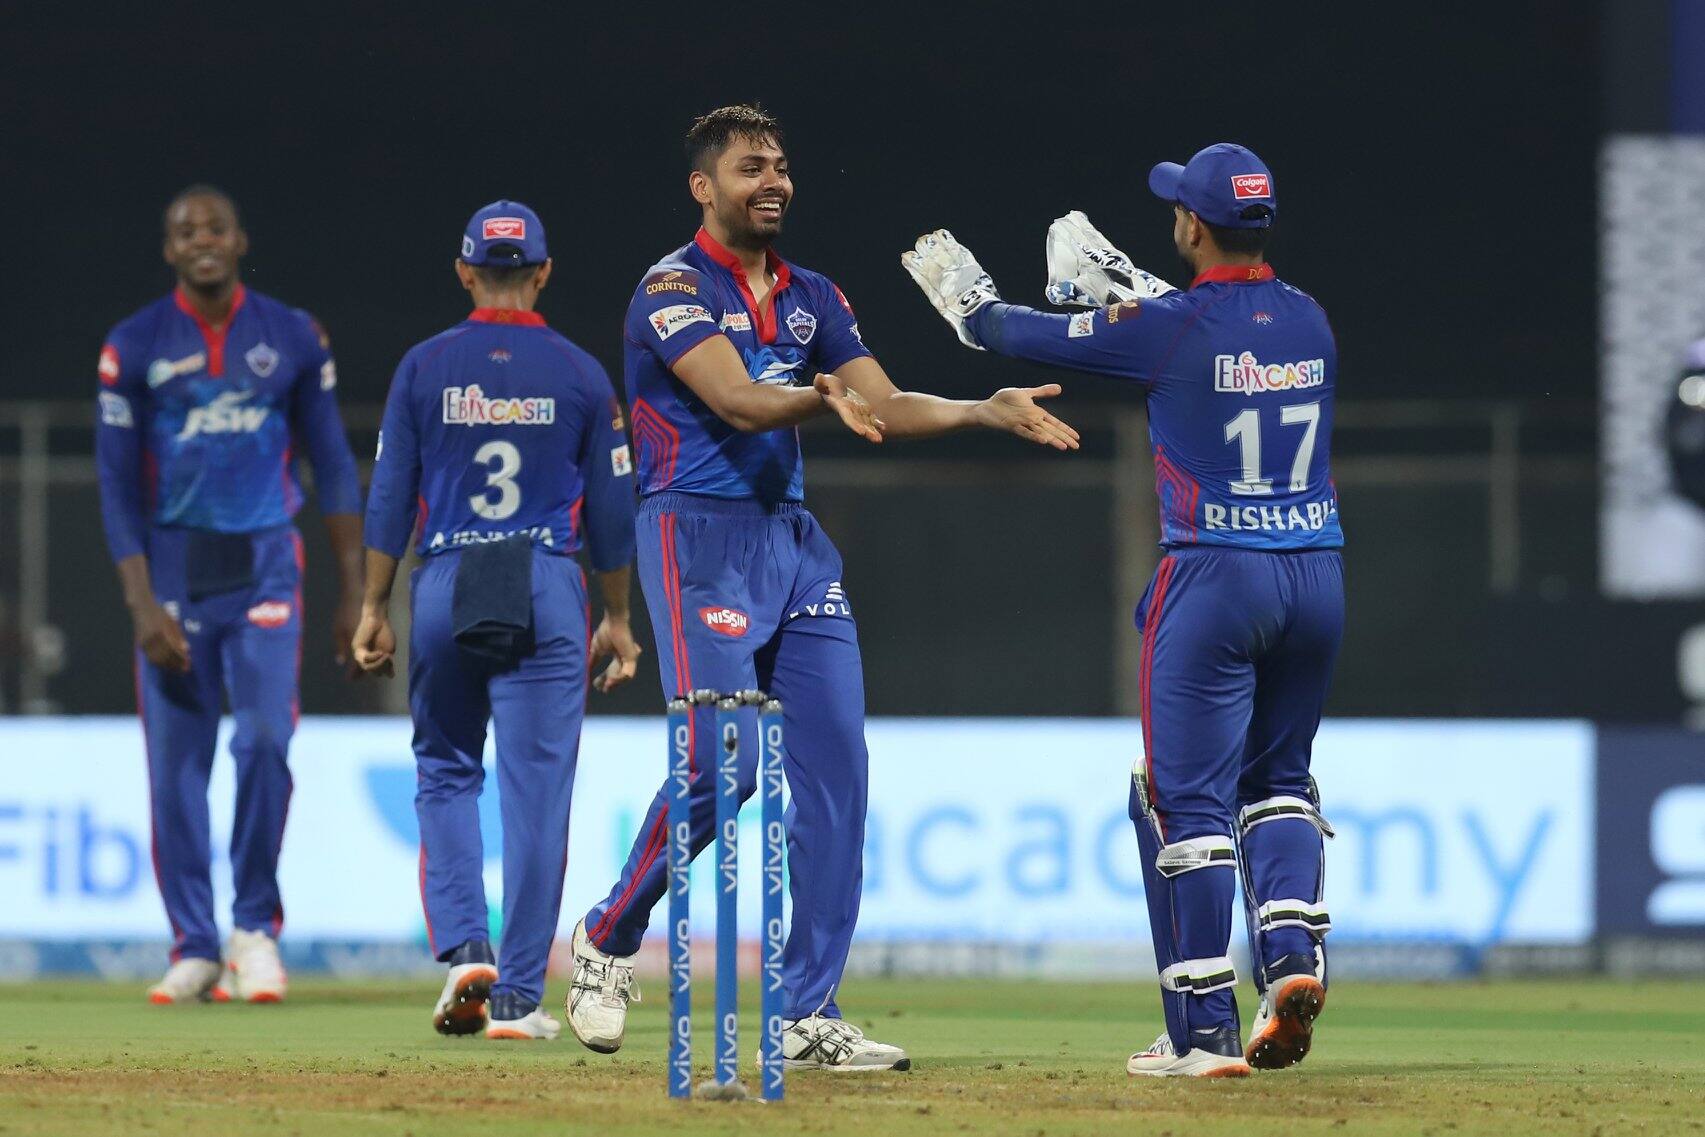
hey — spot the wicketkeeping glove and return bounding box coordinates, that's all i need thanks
[1044,210,1178,307]
[901,229,1001,350]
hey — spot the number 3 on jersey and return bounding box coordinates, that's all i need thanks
[1223,402,1320,496]
[471,440,522,520]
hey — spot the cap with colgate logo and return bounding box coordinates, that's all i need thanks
[460,199,549,265]
[1147,142,1277,229]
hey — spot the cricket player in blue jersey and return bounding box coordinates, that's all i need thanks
[564,105,1079,1070]
[353,201,640,1040]
[906,143,1343,1077]
[96,186,364,1005]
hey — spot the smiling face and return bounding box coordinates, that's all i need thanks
[691,132,791,250]
[163,194,247,292]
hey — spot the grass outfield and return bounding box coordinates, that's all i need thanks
[2,978,1700,1136]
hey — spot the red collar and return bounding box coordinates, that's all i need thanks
[1191,263,1275,289]
[469,308,547,326]
[174,282,247,324]
[174,284,247,377]
[693,227,792,291]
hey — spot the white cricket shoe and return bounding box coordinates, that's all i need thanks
[1127,1031,1251,1078]
[487,1006,562,1040]
[775,1014,911,1071]
[1245,973,1327,1070]
[226,929,287,1003]
[147,957,224,1005]
[432,961,499,1036]
[565,919,638,1054]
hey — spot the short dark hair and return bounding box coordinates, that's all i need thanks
[685,104,784,173]
[163,184,240,233]
[470,260,540,289]
[1204,211,1272,256]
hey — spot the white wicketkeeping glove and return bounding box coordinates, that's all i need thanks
[901,229,1001,350]
[1044,210,1177,307]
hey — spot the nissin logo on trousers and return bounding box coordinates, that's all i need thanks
[700,607,749,637]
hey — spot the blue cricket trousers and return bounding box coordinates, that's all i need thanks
[1131,546,1343,1049]
[410,545,588,1008]
[136,524,302,964]
[582,493,868,1022]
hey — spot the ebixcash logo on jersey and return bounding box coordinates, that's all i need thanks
[1214,351,1326,395]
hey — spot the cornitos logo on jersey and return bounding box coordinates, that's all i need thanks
[785,306,817,345]
[244,342,280,378]
[1213,351,1326,395]
[1068,311,1096,338]
[700,606,750,637]
[177,390,269,440]
[442,384,556,426]
[147,352,207,389]
[650,304,714,341]
[645,270,698,297]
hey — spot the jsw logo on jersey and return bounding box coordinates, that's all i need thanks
[700,606,750,637]
[1213,351,1326,396]
[177,390,269,441]
[246,600,292,628]
[743,346,806,386]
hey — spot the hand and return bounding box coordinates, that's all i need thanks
[332,590,363,680]
[814,372,885,443]
[132,599,190,673]
[589,614,642,693]
[975,384,1082,451]
[901,229,1000,349]
[351,608,396,678]
[1045,210,1177,307]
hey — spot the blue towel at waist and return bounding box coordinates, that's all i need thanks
[451,535,534,663]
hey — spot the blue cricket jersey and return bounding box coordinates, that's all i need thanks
[95,285,362,561]
[622,228,871,504]
[365,308,636,569]
[970,263,1344,551]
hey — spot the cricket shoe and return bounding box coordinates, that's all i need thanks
[432,941,499,1036]
[565,919,638,1053]
[1245,967,1327,1070]
[1127,1027,1251,1078]
[147,957,224,1004]
[486,993,562,1040]
[226,929,287,1003]
[772,1014,911,1071]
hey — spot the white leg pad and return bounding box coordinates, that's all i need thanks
[1158,955,1238,995]
[1256,898,1332,937]
[1155,834,1237,878]
[1238,795,1335,839]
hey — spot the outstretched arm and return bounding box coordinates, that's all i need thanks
[834,355,1078,450]
[904,228,1172,384]
[671,334,885,441]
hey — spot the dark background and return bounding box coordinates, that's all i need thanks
[5,1,1691,719]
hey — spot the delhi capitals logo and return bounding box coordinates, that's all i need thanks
[1254,311,1274,325]
[244,342,280,378]
[785,306,817,345]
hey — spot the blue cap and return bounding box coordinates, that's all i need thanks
[459,200,548,265]
[1148,143,1276,229]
